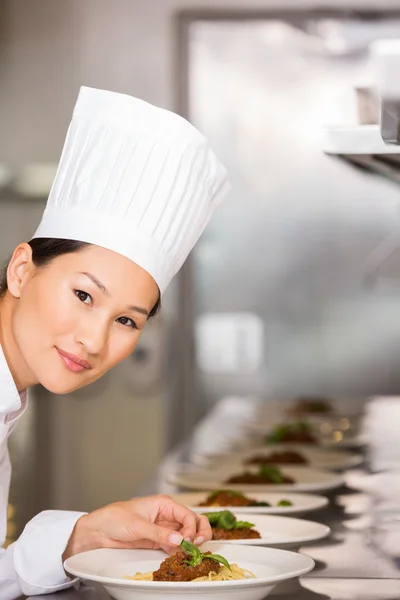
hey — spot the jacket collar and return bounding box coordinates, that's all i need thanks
[0,344,25,415]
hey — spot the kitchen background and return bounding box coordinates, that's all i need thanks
[2,0,400,541]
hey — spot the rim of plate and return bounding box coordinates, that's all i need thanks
[166,466,345,492]
[64,546,315,590]
[193,445,362,461]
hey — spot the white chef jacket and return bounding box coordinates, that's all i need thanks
[0,345,85,599]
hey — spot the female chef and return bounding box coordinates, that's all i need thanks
[0,86,230,599]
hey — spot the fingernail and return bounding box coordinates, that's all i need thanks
[194,536,204,545]
[185,537,191,542]
[168,533,183,545]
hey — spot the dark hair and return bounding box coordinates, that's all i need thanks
[0,238,161,318]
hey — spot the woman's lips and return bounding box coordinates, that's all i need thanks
[56,348,92,373]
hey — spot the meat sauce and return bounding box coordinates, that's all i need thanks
[246,451,307,465]
[292,398,332,414]
[199,491,257,507]
[211,527,261,540]
[225,472,294,485]
[273,429,316,444]
[152,551,220,582]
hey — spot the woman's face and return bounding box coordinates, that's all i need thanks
[7,244,159,394]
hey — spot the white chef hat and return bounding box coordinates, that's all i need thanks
[32,86,230,293]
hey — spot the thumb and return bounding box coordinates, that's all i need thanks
[127,518,184,548]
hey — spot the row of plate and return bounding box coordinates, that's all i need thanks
[64,398,366,599]
[166,406,362,549]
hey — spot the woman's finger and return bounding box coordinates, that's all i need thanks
[156,497,199,541]
[125,517,184,549]
[194,514,212,545]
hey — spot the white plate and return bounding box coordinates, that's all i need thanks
[205,513,330,549]
[170,491,329,515]
[64,544,315,600]
[166,466,344,493]
[191,445,362,471]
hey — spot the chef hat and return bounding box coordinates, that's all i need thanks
[32,86,230,293]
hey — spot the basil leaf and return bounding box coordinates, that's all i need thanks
[217,511,237,530]
[203,512,223,526]
[205,553,231,571]
[266,421,311,444]
[277,499,293,507]
[180,539,202,566]
[259,465,284,483]
[205,510,237,530]
[235,520,254,529]
[180,539,197,554]
[250,500,271,507]
[266,426,286,444]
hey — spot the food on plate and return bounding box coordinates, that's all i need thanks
[198,489,293,508]
[245,450,307,465]
[204,510,261,540]
[126,540,255,582]
[266,421,317,444]
[199,490,261,507]
[225,465,295,485]
[291,397,332,414]
[277,499,293,506]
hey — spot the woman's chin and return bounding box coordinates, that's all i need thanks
[39,374,91,395]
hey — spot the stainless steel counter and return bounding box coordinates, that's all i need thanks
[19,577,400,600]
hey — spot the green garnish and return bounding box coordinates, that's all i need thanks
[205,510,237,530]
[266,421,311,444]
[180,539,231,570]
[235,521,255,529]
[250,501,271,507]
[203,510,254,530]
[259,465,284,483]
[277,499,293,507]
[265,425,287,444]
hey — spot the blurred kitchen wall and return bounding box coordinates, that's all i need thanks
[0,0,287,518]
[2,0,400,525]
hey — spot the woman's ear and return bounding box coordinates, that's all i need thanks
[7,243,35,299]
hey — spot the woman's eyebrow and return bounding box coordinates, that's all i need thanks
[79,272,109,295]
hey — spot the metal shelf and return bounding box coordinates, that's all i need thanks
[324,124,400,185]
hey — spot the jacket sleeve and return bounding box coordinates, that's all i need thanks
[0,510,86,599]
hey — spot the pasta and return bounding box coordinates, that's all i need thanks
[125,563,256,582]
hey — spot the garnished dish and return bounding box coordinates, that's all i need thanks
[203,513,331,549]
[245,450,307,465]
[205,510,261,540]
[64,544,316,600]
[291,397,332,415]
[225,465,295,485]
[266,422,317,445]
[198,489,293,508]
[126,540,255,582]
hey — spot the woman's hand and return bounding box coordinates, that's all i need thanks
[62,495,212,561]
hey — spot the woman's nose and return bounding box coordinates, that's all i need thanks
[75,318,108,355]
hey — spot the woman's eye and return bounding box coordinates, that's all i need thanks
[75,290,92,304]
[117,316,138,329]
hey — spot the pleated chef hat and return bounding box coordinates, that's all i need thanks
[33,86,230,293]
